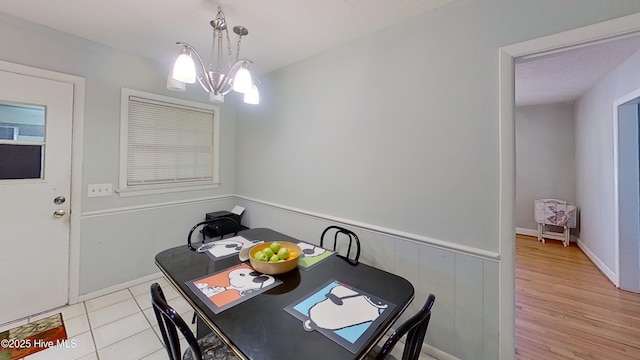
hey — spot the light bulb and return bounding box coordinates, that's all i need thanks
[244,84,259,104]
[232,66,252,94]
[172,50,196,84]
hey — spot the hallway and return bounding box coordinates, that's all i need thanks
[515,235,640,359]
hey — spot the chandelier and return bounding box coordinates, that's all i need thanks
[167,7,259,105]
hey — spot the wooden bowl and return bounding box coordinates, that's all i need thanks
[249,241,301,275]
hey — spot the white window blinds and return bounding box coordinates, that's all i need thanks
[126,95,215,187]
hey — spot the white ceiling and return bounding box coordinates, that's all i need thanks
[0,0,457,75]
[516,33,640,106]
[2,0,640,106]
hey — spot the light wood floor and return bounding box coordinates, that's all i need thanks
[515,234,640,360]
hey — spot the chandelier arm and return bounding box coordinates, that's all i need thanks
[176,42,213,92]
[196,75,211,93]
[219,86,233,96]
[217,59,254,95]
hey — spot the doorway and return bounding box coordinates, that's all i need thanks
[498,12,640,358]
[0,61,84,325]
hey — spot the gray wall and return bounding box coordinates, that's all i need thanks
[3,0,640,358]
[515,103,577,232]
[0,12,239,294]
[233,0,640,358]
[235,0,640,254]
[575,47,640,279]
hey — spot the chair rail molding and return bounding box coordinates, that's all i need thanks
[234,195,500,261]
[81,194,235,218]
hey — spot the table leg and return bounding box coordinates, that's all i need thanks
[196,315,213,338]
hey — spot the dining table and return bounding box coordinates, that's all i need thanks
[155,227,415,360]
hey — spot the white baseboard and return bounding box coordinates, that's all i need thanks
[516,227,579,243]
[518,228,619,287]
[77,271,164,302]
[576,239,618,287]
[515,227,538,237]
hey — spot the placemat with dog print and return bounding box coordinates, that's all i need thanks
[186,263,282,314]
[295,241,335,271]
[196,236,257,260]
[284,279,396,353]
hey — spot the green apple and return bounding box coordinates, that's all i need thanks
[277,248,290,260]
[253,251,268,262]
[262,248,274,258]
[269,254,280,262]
[269,242,281,254]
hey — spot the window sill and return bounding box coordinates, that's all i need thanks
[115,183,221,197]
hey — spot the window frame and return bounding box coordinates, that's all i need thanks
[117,88,220,197]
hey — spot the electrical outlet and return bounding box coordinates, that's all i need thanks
[88,183,113,197]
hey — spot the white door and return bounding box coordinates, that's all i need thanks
[0,70,73,324]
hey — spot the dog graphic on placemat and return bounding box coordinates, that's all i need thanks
[297,242,327,258]
[197,239,246,258]
[303,284,388,331]
[190,263,282,313]
[195,267,275,299]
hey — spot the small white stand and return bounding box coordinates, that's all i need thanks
[534,199,577,247]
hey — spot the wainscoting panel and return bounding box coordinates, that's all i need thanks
[235,196,499,360]
[394,238,423,317]
[483,260,500,360]
[454,255,485,359]
[419,243,456,355]
[79,196,235,295]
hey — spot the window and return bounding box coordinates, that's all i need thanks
[0,102,46,180]
[118,89,220,196]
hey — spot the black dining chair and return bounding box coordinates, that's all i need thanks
[320,225,361,265]
[150,283,239,360]
[187,217,239,251]
[364,294,436,360]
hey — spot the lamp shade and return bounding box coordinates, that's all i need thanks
[244,84,259,104]
[232,66,252,93]
[166,73,186,91]
[172,51,196,84]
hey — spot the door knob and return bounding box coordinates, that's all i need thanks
[53,209,66,218]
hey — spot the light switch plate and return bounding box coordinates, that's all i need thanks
[88,183,113,197]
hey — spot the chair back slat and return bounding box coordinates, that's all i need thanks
[321,225,361,265]
[375,294,436,360]
[402,313,430,360]
[151,283,203,360]
[187,217,239,251]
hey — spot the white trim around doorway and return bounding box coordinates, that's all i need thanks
[0,60,85,305]
[498,11,640,359]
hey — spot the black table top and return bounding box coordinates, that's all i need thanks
[155,228,415,360]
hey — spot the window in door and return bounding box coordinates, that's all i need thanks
[0,101,46,180]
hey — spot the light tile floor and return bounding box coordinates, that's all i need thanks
[1,275,435,360]
[0,275,190,360]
